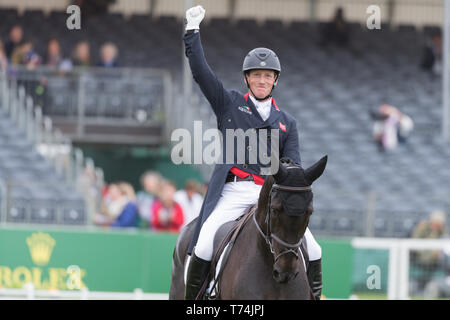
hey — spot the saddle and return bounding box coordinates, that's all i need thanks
[199,204,309,300]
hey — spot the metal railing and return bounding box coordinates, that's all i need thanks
[0,283,168,300]
[352,238,450,299]
[0,69,105,225]
[7,65,173,146]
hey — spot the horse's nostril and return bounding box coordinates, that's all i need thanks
[273,269,294,284]
[273,269,280,279]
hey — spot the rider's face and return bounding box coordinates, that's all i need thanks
[246,69,277,100]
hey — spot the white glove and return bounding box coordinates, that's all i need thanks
[185,5,205,31]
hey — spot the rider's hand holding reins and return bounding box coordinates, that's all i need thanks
[185,5,206,30]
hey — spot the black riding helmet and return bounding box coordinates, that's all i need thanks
[242,48,281,101]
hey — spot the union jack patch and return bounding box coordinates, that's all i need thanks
[238,105,252,115]
[279,121,287,132]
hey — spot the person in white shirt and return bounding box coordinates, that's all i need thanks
[174,180,204,229]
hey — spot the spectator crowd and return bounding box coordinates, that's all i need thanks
[0,24,119,72]
[93,170,205,233]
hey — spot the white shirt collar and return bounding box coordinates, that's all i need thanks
[249,95,272,121]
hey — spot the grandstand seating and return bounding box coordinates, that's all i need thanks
[1,9,449,235]
[0,97,87,225]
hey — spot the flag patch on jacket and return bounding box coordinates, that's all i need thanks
[279,121,287,132]
[238,105,252,115]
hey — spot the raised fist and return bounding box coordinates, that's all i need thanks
[185,5,205,30]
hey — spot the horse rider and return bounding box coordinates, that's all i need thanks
[183,5,323,300]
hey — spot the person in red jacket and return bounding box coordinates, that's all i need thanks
[151,180,184,233]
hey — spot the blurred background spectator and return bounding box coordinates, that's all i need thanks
[319,7,350,48]
[371,104,414,152]
[412,209,447,240]
[95,182,139,227]
[410,209,448,294]
[420,31,442,77]
[151,180,184,233]
[0,41,8,71]
[71,40,92,68]
[136,171,162,228]
[98,42,119,68]
[199,182,208,198]
[4,24,23,59]
[174,179,203,229]
[11,39,41,70]
[44,38,62,68]
[44,38,72,71]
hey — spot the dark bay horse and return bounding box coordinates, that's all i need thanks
[169,156,327,299]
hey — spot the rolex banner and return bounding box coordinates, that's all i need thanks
[0,226,352,298]
[0,226,178,293]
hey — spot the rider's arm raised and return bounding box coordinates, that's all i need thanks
[280,117,302,166]
[183,6,234,118]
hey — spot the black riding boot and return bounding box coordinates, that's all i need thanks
[185,253,211,300]
[307,259,322,300]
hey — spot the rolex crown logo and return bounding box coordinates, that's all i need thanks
[26,232,56,266]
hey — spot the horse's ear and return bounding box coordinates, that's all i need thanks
[305,155,328,185]
[273,161,287,182]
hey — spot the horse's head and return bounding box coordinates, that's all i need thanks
[257,155,327,284]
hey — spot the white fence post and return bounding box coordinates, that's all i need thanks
[134,288,144,300]
[80,287,89,300]
[387,243,400,299]
[24,283,35,300]
[352,238,450,300]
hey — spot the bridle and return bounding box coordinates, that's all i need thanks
[253,183,312,262]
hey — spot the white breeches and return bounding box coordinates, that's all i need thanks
[194,181,322,262]
[304,227,322,261]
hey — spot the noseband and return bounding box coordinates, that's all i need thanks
[253,183,312,262]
